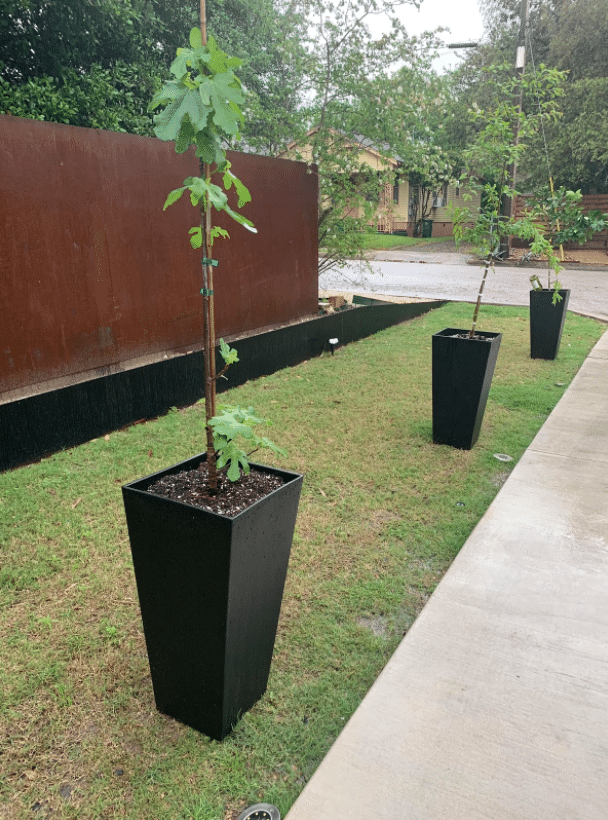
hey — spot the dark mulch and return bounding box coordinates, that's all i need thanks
[147,461,284,517]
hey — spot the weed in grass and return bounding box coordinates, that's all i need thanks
[0,303,604,819]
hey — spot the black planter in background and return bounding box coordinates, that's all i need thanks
[122,454,303,741]
[530,289,570,360]
[432,328,502,450]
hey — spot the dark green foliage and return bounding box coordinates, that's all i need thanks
[0,1,295,139]
[529,186,608,245]
[458,0,608,193]
[0,0,198,133]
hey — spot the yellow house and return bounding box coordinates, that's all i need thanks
[280,130,481,239]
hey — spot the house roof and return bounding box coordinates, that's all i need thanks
[281,128,399,168]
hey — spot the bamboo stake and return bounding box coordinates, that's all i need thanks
[199,0,218,489]
[549,176,565,262]
[200,0,207,43]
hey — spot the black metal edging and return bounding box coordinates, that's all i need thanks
[0,300,445,471]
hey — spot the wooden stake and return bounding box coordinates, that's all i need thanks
[199,0,218,489]
[200,0,207,45]
[549,176,565,262]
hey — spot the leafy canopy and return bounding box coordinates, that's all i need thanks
[149,28,256,236]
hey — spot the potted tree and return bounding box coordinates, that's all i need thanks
[526,186,608,359]
[446,64,565,448]
[122,7,303,741]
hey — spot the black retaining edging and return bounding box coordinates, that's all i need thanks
[0,300,445,472]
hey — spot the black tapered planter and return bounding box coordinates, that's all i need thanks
[122,453,303,741]
[530,289,570,360]
[432,328,502,450]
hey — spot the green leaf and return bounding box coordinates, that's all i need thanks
[175,118,195,153]
[226,459,241,481]
[197,76,213,107]
[219,338,239,366]
[193,130,224,165]
[148,81,183,112]
[198,74,244,137]
[223,167,252,208]
[154,87,210,142]
[210,226,230,244]
[211,72,245,106]
[207,183,228,211]
[224,205,257,232]
[153,95,187,141]
[183,176,208,206]
[188,227,202,249]
[189,27,202,49]
[208,405,283,481]
[210,94,241,136]
[170,48,194,80]
[163,187,187,210]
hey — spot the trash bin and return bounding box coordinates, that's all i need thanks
[422,219,433,238]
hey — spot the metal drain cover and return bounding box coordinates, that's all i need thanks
[236,804,280,820]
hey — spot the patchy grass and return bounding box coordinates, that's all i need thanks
[0,303,604,820]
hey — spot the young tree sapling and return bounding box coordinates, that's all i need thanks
[149,3,284,493]
[451,63,567,333]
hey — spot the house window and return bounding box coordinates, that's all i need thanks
[393,183,399,204]
[433,182,449,208]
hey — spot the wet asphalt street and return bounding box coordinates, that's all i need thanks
[320,249,608,323]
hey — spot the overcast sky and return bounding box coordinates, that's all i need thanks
[370,0,486,72]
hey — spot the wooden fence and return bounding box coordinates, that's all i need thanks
[514,194,608,250]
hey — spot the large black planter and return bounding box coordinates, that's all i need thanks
[122,454,303,740]
[432,328,502,450]
[530,289,570,360]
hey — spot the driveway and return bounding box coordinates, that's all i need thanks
[319,249,608,323]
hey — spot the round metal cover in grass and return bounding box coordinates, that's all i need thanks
[493,453,513,462]
[236,805,280,820]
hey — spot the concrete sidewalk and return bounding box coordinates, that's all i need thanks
[287,329,608,820]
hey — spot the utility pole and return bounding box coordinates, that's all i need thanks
[499,0,531,258]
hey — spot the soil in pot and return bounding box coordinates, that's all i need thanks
[148,462,284,516]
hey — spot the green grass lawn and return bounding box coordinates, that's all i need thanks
[359,233,455,250]
[0,303,604,820]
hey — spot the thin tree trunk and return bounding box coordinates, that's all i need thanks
[469,256,492,338]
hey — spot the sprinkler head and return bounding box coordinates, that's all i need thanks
[236,805,280,820]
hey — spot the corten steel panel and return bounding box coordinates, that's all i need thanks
[0,301,445,472]
[214,150,318,338]
[0,116,318,396]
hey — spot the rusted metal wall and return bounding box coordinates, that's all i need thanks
[0,300,445,472]
[0,116,318,398]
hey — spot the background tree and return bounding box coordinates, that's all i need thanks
[0,0,195,133]
[283,0,444,272]
[452,62,566,333]
[371,66,456,235]
[457,0,608,193]
[0,0,300,139]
